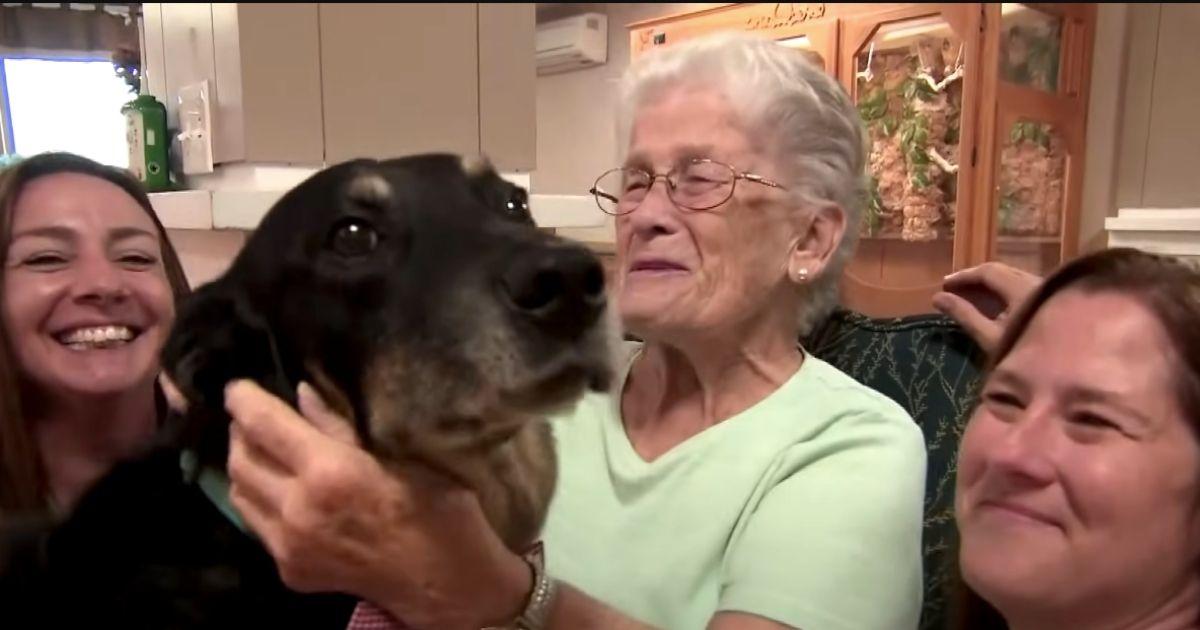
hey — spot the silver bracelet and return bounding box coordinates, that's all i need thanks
[483,542,558,630]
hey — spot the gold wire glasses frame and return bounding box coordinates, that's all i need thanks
[588,158,788,216]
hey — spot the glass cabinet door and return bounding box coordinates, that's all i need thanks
[994,116,1071,274]
[979,3,1091,277]
[999,3,1063,93]
[837,5,981,317]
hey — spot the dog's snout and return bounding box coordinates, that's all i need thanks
[501,246,605,337]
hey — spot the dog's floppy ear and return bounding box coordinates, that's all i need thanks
[160,281,295,466]
[461,154,534,226]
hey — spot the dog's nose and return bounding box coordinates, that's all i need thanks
[501,246,606,337]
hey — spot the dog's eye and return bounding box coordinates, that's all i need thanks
[504,193,533,224]
[329,219,379,257]
[505,199,528,216]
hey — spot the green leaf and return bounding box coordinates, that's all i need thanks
[881,116,897,136]
[1035,124,1053,149]
[857,88,889,122]
[915,78,937,101]
[912,169,930,189]
[863,173,885,237]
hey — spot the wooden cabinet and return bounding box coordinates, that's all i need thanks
[629,3,1095,317]
[838,4,981,316]
[147,3,324,165]
[144,3,535,171]
[632,3,840,74]
[320,3,480,163]
[478,3,538,172]
[214,4,325,165]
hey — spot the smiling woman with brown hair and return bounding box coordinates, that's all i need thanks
[0,152,188,515]
[953,247,1200,630]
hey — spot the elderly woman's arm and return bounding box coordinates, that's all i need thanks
[225,381,824,630]
[224,380,669,629]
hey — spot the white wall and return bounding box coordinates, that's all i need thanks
[1115,3,1200,209]
[1078,3,1131,252]
[534,3,721,244]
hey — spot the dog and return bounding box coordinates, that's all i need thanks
[0,154,614,628]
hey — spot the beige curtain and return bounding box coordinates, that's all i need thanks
[0,4,138,58]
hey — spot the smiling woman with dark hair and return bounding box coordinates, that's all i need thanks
[953,247,1200,630]
[0,152,189,515]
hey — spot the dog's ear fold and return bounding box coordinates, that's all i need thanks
[461,154,534,226]
[160,282,295,462]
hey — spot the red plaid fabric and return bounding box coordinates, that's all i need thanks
[345,601,412,630]
[343,541,543,629]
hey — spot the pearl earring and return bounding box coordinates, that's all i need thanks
[792,267,809,283]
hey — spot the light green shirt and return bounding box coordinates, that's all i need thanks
[542,345,926,630]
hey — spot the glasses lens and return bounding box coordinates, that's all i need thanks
[671,160,736,210]
[593,168,650,215]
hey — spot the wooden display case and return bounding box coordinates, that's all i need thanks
[629,3,1095,317]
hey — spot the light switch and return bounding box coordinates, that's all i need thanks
[177,80,214,175]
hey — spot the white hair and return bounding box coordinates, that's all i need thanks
[618,31,868,334]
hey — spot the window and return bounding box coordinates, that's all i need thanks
[2,57,135,168]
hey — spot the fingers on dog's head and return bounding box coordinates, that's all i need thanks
[459,154,533,226]
[344,172,393,210]
[460,153,495,179]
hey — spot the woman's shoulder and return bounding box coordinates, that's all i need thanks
[775,355,923,449]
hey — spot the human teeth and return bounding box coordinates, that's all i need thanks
[60,326,134,345]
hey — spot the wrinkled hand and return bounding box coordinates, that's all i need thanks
[223,380,531,630]
[932,262,1042,355]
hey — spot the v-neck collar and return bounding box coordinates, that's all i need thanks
[605,344,809,470]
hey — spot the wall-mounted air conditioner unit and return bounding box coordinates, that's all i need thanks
[535,13,607,76]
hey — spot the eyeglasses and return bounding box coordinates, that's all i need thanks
[589,158,787,216]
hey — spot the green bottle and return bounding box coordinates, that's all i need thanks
[122,94,170,192]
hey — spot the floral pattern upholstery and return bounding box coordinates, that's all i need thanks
[805,308,987,630]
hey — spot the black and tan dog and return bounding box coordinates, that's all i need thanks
[0,154,614,628]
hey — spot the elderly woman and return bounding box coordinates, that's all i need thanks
[952,248,1200,630]
[217,32,926,630]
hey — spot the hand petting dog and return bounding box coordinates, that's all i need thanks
[223,380,533,630]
